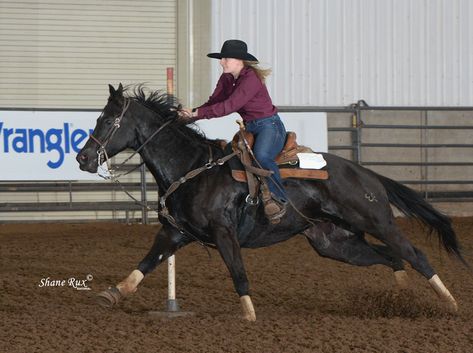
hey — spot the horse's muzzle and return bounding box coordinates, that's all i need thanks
[76,150,98,173]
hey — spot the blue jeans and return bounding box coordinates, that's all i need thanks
[245,114,287,202]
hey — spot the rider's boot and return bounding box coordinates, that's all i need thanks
[263,192,287,224]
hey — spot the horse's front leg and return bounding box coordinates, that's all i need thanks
[96,225,190,308]
[213,226,255,321]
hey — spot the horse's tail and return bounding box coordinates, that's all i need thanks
[376,173,469,267]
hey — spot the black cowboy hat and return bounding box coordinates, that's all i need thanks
[207,39,258,62]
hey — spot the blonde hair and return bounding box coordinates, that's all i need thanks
[243,61,272,83]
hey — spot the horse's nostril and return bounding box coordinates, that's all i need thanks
[77,153,88,164]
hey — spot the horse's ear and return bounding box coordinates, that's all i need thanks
[109,84,116,96]
[108,83,124,98]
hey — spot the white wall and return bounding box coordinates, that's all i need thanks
[209,0,473,106]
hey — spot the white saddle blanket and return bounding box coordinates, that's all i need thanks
[296,153,327,169]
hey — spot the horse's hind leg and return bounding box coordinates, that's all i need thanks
[96,226,190,308]
[304,223,401,270]
[372,222,458,311]
[369,244,409,288]
[305,223,411,288]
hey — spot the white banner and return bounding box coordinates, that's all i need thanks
[0,110,327,181]
[0,110,101,180]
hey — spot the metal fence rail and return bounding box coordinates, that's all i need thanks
[0,163,156,223]
[280,103,473,202]
[1,103,472,222]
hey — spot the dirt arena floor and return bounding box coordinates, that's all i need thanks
[1,217,472,353]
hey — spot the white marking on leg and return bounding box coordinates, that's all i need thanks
[116,269,144,295]
[429,274,458,312]
[240,295,256,321]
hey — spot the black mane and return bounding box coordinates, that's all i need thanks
[126,84,180,118]
[124,84,222,149]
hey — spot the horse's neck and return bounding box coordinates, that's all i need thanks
[138,125,210,189]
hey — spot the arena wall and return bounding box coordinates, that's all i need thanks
[190,0,473,108]
[1,0,471,221]
[0,0,176,222]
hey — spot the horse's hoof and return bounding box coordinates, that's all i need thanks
[242,313,257,322]
[393,270,409,289]
[96,287,123,308]
[446,299,459,313]
[240,295,256,322]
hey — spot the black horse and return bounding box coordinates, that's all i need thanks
[77,84,465,320]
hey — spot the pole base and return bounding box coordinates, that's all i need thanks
[147,299,194,318]
[148,310,194,318]
[167,299,179,312]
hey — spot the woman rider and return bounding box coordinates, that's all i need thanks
[180,39,288,222]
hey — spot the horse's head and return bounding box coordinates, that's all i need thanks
[77,83,135,173]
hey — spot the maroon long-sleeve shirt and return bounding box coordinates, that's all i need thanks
[196,67,277,122]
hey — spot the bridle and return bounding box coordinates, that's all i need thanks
[89,98,174,179]
[86,97,237,252]
[89,98,131,173]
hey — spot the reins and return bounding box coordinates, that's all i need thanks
[158,148,238,210]
[91,97,323,252]
[236,122,326,228]
[157,147,238,253]
[90,99,238,253]
[109,145,238,255]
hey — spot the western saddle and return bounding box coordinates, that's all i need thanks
[229,123,328,224]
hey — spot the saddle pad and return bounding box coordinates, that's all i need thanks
[231,169,328,183]
[297,153,327,169]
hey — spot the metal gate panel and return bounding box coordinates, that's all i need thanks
[0,0,176,109]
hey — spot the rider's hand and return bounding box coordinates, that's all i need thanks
[178,108,197,123]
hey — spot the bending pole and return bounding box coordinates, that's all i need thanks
[167,254,179,311]
[167,67,174,97]
[149,67,193,318]
[166,67,178,312]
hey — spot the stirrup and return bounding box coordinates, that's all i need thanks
[245,194,259,206]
